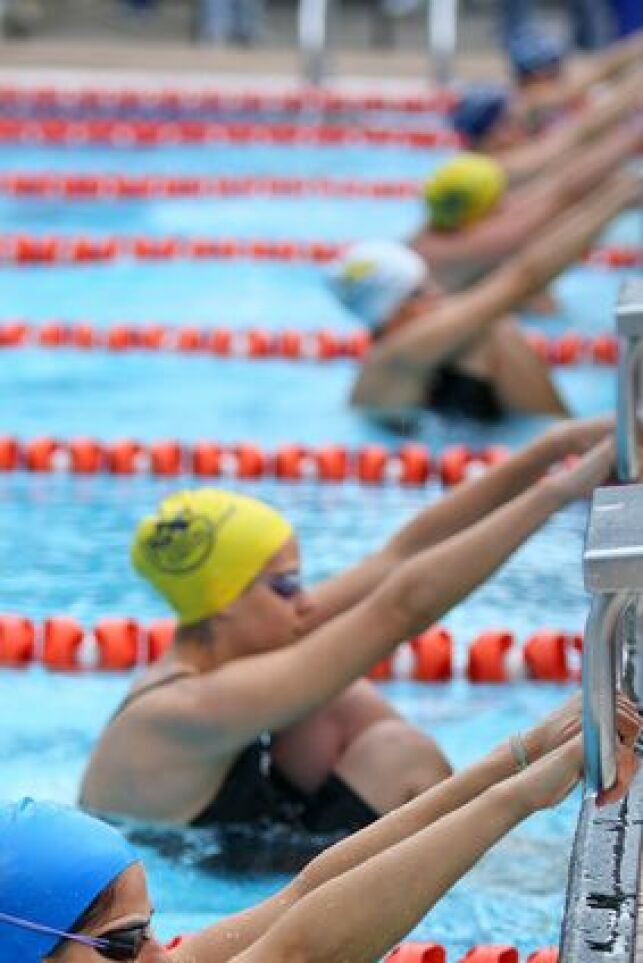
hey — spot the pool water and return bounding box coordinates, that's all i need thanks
[0,138,640,959]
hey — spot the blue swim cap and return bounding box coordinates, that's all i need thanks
[509,29,565,79]
[451,86,509,144]
[0,799,138,962]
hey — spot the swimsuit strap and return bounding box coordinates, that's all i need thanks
[110,670,195,723]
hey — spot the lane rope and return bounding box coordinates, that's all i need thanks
[0,172,422,200]
[0,614,581,682]
[0,234,637,266]
[0,321,622,366]
[0,435,514,486]
[0,117,461,149]
[0,85,459,116]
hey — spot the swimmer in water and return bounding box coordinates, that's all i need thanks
[7,694,641,960]
[507,27,643,136]
[409,120,642,294]
[82,425,620,836]
[348,171,640,425]
[451,58,643,185]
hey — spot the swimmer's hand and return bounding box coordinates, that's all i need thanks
[548,436,615,502]
[545,415,615,460]
[525,692,640,762]
[511,731,640,814]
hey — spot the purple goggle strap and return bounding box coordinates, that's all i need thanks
[0,910,109,952]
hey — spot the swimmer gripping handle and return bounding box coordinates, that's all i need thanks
[0,911,105,951]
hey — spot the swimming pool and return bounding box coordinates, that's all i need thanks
[0,132,640,959]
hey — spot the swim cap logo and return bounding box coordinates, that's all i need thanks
[143,505,235,574]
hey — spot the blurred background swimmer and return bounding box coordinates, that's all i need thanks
[348,171,640,425]
[413,117,642,294]
[451,58,643,184]
[82,431,619,838]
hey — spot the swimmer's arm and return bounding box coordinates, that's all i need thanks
[579,30,643,88]
[514,33,643,119]
[352,172,638,414]
[500,67,642,184]
[226,762,571,963]
[304,416,611,624]
[168,448,611,751]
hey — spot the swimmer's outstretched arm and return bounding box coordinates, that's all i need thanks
[500,67,642,184]
[170,700,639,962]
[305,416,613,628]
[352,172,638,415]
[175,735,638,962]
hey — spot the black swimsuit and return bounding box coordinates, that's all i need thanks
[110,673,378,835]
[427,364,504,422]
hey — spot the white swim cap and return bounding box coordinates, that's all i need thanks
[328,240,429,329]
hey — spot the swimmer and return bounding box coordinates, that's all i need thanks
[349,171,640,424]
[7,694,641,960]
[410,121,642,293]
[508,27,643,134]
[451,60,643,185]
[82,425,619,834]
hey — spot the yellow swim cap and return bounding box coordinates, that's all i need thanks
[131,489,293,625]
[425,153,507,231]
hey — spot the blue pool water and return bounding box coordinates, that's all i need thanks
[0,138,640,959]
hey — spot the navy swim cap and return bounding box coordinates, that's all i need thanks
[0,799,138,962]
[451,87,509,144]
[509,29,565,79]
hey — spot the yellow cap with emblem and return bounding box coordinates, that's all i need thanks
[131,488,293,625]
[425,153,507,231]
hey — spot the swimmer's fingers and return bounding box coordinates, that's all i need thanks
[596,744,640,807]
[615,694,642,747]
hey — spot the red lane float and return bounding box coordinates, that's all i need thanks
[0,85,458,115]
[0,172,422,200]
[0,322,623,366]
[0,615,584,678]
[0,614,35,666]
[0,117,461,149]
[0,234,636,267]
[527,952,558,963]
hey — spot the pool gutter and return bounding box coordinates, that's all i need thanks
[560,764,643,962]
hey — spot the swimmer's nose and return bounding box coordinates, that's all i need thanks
[294,587,315,618]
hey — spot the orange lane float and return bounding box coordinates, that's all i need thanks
[0,322,623,366]
[0,234,636,266]
[0,117,461,149]
[0,84,459,115]
[0,615,584,680]
[0,615,36,667]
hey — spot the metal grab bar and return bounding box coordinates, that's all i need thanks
[582,483,643,794]
[298,0,330,87]
[298,0,458,86]
[616,278,643,481]
[582,592,627,791]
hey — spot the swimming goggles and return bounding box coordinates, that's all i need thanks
[0,910,151,961]
[264,570,303,600]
